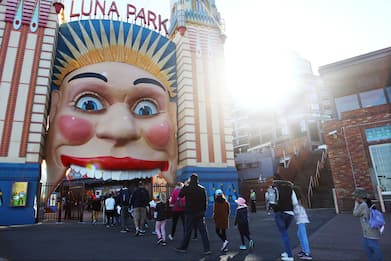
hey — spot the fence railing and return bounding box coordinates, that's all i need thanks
[307,149,327,208]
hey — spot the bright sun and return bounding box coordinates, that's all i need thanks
[226,50,299,111]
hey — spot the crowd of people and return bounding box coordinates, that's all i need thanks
[82,174,384,261]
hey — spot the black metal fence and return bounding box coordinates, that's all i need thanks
[37,182,176,223]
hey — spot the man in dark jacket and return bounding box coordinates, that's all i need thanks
[175,173,211,255]
[118,186,131,233]
[131,181,150,235]
[272,177,298,261]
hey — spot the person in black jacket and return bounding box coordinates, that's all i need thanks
[234,197,254,250]
[272,177,298,261]
[175,173,211,255]
[131,181,150,235]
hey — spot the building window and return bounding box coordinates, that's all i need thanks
[359,88,387,108]
[335,94,360,119]
[365,126,391,142]
[308,121,320,141]
[386,86,391,102]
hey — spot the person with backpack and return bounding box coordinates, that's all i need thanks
[168,182,186,241]
[213,189,230,252]
[353,187,384,261]
[118,186,131,233]
[270,177,298,261]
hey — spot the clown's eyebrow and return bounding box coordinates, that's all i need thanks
[68,72,108,83]
[134,78,165,92]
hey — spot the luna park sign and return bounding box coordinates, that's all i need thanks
[68,0,169,34]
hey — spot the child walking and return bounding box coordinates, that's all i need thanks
[234,197,254,250]
[293,187,312,260]
[153,192,168,246]
[213,189,230,252]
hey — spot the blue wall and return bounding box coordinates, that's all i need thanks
[0,163,40,225]
[177,166,239,217]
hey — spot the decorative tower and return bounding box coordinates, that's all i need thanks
[0,0,59,225]
[169,0,238,215]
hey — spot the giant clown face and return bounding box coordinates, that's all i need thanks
[45,20,178,193]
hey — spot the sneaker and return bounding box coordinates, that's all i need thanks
[168,234,174,240]
[221,240,229,251]
[175,247,187,253]
[106,225,110,228]
[300,254,313,260]
[152,231,157,235]
[203,250,211,255]
[281,252,288,258]
[157,238,163,245]
[139,229,146,233]
[239,245,247,250]
[249,239,254,249]
[161,241,167,246]
[281,256,294,261]
[120,230,127,233]
[297,251,305,257]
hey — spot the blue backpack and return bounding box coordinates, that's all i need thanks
[369,205,385,230]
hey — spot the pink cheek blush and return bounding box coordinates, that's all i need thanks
[146,121,171,148]
[59,115,94,144]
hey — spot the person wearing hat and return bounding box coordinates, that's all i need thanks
[234,197,254,250]
[352,188,384,261]
[213,189,230,252]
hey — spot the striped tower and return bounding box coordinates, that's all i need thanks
[0,0,59,225]
[169,0,238,216]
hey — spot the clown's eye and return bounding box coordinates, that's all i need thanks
[75,95,104,112]
[133,100,158,116]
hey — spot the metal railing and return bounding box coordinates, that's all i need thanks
[307,149,327,208]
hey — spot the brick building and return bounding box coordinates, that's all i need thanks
[319,47,391,211]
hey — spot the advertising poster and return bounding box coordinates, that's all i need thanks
[10,182,28,207]
[48,192,58,212]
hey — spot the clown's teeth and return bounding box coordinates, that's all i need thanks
[86,167,95,178]
[68,165,161,180]
[103,171,111,181]
[95,170,103,179]
[111,171,121,180]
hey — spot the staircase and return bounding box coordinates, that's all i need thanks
[273,147,335,209]
[310,160,334,208]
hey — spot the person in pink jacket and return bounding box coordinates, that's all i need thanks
[168,182,186,240]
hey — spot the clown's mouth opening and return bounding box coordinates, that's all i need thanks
[61,155,168,181]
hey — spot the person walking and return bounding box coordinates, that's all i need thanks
[168,182,185,241]
[154,192,169,246]
[250,189,257,213]
[131,181,150,236]
[118,186,131,233]
[272,177,298,261]
[104,193,115,227]
[213,189,230,252]
[353,187,384,261]
[175,173,211,255]
[293,187,312,260]
[91,195,101,224]
[234,197,254,250]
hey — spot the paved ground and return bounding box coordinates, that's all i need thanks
[0,208,390,261]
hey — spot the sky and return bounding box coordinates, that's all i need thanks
[62,0,391,108]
